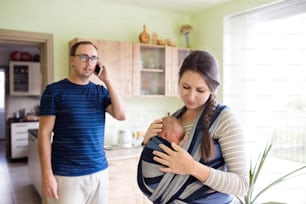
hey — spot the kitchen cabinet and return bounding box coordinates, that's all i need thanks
[69,38,191,97]
[28,134,150,204]
[133,44,166,96]
[106,148,150,203]
[10,121,39,159]
[9,61,41,96]
[108,157,150,204]
[28,129,47,204]
[69,38,134,96]
[28,130,42,196]
[165,47,190,96]
[133,44,191,96]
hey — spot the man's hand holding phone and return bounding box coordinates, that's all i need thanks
[95,64,103,77]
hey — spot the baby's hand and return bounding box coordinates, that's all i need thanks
[178,134,189,147]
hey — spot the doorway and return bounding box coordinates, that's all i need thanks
[0,29,54,88]
[0,29,54,141]
[0,69,5,139]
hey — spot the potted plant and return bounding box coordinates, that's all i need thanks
[236,138,306,204]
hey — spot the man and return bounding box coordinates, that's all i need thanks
[38,41,126,204]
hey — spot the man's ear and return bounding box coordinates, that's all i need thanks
[70,56,75,66]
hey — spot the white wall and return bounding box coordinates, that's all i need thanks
[104,96,183,145]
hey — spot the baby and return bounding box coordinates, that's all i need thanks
[138,116,188,186]
[158,116,185,145]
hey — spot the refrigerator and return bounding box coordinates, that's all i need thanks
[0,68,5,140]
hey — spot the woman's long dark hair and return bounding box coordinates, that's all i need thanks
[179,51,220,161]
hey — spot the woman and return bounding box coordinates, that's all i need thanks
[138,51,249,204]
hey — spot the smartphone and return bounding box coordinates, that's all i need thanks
[95,64,103,76]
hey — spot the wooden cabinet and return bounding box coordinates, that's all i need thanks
[108,157,150,204]
[10,121,39,159]
[133,44,166,96]
[133,44,190,96]
[133,44,191,97]
[69,38,134,96]
[28,132,42,196]
[69,38,191,97]
[169,48,191,96]
[9,61,41,96]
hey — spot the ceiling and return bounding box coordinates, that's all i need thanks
[102,0,231,14]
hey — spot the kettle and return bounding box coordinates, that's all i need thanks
[118,130,133,148]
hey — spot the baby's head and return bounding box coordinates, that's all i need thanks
[160,116,185,144]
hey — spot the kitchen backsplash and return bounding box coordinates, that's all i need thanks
[7,96,40,118]
[6,94,183,146]
[104,96,183,145]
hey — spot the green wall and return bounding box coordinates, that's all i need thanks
[0,0,276,81]
[0,1,190,80]
[191,0,276,98]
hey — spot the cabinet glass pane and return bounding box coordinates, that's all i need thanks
[178,49,190,68]
[140,46,165,69]
[140,71,165,95]
[13,65,29,92]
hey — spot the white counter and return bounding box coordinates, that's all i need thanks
[105,147,143,161]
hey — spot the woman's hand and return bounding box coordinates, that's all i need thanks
[153,142,196,175]
[142,118,163,145]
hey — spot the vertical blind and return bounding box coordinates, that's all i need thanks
[223,0,306,159]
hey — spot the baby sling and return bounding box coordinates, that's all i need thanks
[137,104,231,204]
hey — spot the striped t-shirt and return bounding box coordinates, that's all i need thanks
[39,79,111,176]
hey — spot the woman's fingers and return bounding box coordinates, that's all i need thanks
[153,154,170,167]
[143,118,163,145]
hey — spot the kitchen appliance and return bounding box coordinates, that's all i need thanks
[118,130,133,148]
[0,69,5,139]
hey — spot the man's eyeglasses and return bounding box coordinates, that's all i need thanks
[74,54,99,63]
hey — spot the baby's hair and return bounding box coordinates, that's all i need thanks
[162,116,185,142]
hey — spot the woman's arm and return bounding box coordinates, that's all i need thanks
[203,109,249,196]
[153,143,211,180]
[153,109,249,196]
[142,118,163,145]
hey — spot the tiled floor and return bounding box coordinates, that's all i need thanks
[0,140,40,204]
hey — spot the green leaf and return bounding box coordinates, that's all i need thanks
[236,137,306,204]
[252,165,306,203]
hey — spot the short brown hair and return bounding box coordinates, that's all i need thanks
[70,41,98,56]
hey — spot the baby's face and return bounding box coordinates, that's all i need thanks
[162,132,181,145]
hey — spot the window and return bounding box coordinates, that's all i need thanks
[224,1,306,202]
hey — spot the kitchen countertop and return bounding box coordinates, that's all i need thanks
[105,146,142,161]
[27,128,142,160]
[9,117,39,123]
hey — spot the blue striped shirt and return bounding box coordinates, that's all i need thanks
[39,79,111,176]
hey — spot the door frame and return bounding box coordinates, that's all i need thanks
[0,28,54,89]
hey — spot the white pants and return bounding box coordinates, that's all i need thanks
[47,168,109,204]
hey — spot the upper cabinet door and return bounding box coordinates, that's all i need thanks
[9,61,41,96]
[133,44,191,97]
[133,44,166,96]
[95,40,133,96]
[69,38,191,97]
[169,48,191,96]
[69,38,133,96]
